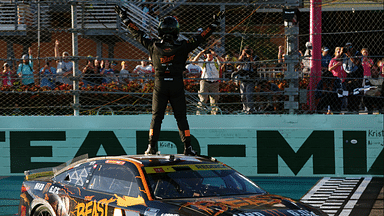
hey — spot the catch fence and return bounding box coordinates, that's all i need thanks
[0,0,383,115]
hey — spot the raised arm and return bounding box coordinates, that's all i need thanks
[115,5,151,48]
[193,50,205,62]
[54,40,60,63]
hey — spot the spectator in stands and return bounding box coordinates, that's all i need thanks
[93,56,103,85]
[377,60,384,74]
[133,59,153,86]
[321,47,332,72]
[119,61,132,84]
[82,57,99,87]
[342,42,363,112]
[315,70,342,114]
[54,40,73,86]
[40,60,56,89]
[277,45,285,65]
[220,54,236,79]
[301,49,311,77]
[100,59,116,84]
[276,45,286,75]
[231,47,257,114]
[257,80,284,113]
[328,47,346,82]
[364,65,384,114]
[2,63,16,87]
[361,48,374,82]
[185,61,202,81]
[146,57,155,80]
[194,48,223,115]
[17,47,34,86]
[110,61,119,83]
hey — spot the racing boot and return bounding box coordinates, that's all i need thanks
[184,141,197,156]
[144,143,158,155]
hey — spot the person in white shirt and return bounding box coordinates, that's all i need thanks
[54,40,73,85]
[134,58,154,86]
[193,49,223,114]
[185,62,202,85]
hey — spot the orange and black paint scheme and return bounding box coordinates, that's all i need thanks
[18,155,326,216]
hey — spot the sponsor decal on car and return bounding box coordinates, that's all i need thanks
[48,185,60,194]
[34,183,45,191]
[114,194,146,207]
[74,198,115,216]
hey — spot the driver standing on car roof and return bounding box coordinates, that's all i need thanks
[115,5,225,156]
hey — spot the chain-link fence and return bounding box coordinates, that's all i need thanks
[0,0,383,116]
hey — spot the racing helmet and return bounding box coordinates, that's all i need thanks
[158,16,179,41]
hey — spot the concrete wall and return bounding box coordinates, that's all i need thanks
[0,115,382,177]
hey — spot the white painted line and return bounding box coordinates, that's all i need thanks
[338,177,372,216]
[301,201,326,204]
[334,190,353,192]
[321,206,340,209]
[350,177,372,200]
[331,193,350,196]
[323,210,338,213]
[344,199,358,209]
[301,177,330,200]
[338,209,352,216]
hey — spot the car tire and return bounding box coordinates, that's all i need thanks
[34,205,55,216]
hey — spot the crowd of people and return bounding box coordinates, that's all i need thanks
[315,42,384,114]
[2,39,383,114]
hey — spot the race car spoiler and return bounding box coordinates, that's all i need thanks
[24,154,89,180]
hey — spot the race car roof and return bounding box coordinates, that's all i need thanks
[25,154,220,180]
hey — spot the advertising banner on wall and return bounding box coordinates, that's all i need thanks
[0,115,382,177]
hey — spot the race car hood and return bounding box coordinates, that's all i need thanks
[161,194,323,216]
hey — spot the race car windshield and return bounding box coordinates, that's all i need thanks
[144,164,266,199]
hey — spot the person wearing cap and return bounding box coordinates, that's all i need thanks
[17,47,34,86]
[321,47,332,71]
[342,42,364,112]
[54,39,73,86]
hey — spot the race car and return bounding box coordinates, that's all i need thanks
[18,154,326,216]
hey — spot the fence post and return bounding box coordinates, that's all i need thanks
[309,0,322,111]
[283,6,300,114]
[71,1,80,116]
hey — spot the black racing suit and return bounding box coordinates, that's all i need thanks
[126,21,218,146]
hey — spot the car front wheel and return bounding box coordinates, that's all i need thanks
[34,205,55,216]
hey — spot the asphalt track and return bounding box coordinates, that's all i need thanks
[1,176,382,216]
